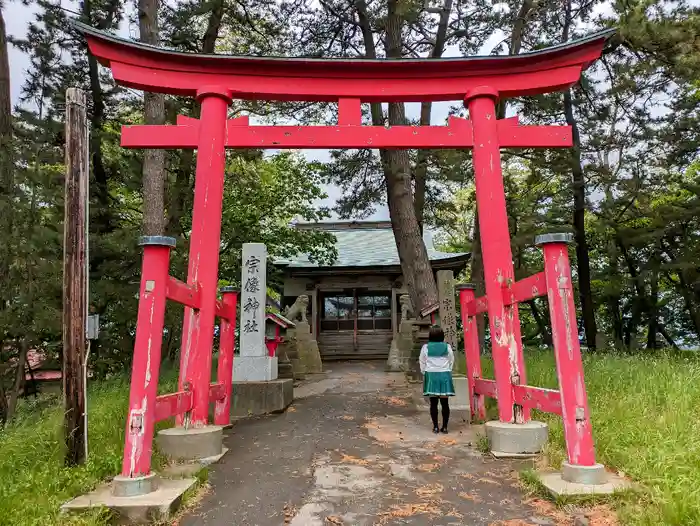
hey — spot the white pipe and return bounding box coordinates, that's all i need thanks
[84,340,90,460]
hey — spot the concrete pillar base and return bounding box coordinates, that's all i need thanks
[63,477,197,523]
[485,420,548,457]
[538,466,632,496]
[112,472,159,497]
[562,461,607,485]
[232,378,294,417]
[156,426,223,462]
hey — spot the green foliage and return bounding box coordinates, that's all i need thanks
[518,350,700,525]
[0,368,179,526]
[218,152,337,287]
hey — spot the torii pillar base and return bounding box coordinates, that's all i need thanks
[61,476,197,524]
[538,465,632,497]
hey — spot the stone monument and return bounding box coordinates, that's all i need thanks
[232,243,293,417]
[436,270,458,350]
[235,243,277,381]
[386,294,415,372]
[284,295,323,374]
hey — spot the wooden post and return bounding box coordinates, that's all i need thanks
[63,88,88,466]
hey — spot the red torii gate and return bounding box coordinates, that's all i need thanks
[73,21,616,493]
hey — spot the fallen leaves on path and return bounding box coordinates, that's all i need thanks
[415,483,444,498]
[524,498,620,526]
[459,491,483,503]
[416,462,440,472]
[375,502,442,525]
[340,415,354,420]
[477,477,500,485]
[340,453,369,466]
[378,396,407,406]
[526,498,569,523]
[325,515,344,524]
[287,406,297,412]
[283,503,297,524]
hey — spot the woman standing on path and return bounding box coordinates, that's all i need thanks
[419,326,455,434]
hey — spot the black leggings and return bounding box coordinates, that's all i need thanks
[429,396,450,429]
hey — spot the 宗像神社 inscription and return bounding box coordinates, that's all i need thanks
[240,243,267,356]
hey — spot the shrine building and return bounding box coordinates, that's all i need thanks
[274,221,470,360]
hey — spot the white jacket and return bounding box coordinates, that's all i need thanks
[419,343,454,374]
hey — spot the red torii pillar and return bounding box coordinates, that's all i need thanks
[73,20,619,494]
[466,87,529,425]
[176,88,232,428]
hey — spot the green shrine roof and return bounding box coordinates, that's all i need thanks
[274,221,470,270]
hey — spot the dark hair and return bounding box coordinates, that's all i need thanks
[428,326,445,342]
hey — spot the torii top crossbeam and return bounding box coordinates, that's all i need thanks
[73,22,614,151]
[74,21,614,103]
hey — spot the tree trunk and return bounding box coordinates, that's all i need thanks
[0,5,11,190]
[82,0,116,233]
[0,5,13,346]
[0,373,8,425]
[528,300,552,346]
[166,0,225,236]
[139,0,167,236]
[382,0,438,312]
[646,253,659,349]
[658,324,679,350]
[661,240,700,340]
[412,0,452,234]
[6,340,28,421]
[617,235,646,349]
[563,90,598,350]
[561,0,597,351]
[664,269,700,339]
[604,198,624,347]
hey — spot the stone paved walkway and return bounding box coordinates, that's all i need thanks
[179,362,574,526]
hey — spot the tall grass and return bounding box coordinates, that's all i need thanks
[462,350,700,525]
[0,369,179,526]
[2,353,698,525]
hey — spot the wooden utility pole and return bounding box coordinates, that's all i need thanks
[63,88,88,466]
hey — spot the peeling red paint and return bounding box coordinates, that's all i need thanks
[72,23,611,480]
[214,290,238,426]
[177,89,232,428]
[121,243,172,477]
[458,288,486,421]
[466,90,528,424]
[542,241,596,466]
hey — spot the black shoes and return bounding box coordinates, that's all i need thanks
[433,426,440,434]
[440,427,448,434]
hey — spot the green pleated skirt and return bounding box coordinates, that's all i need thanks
[423,371,455,397]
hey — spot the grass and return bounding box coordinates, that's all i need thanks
[2,351,699,525]
[0,368,180,526]
[458,349,700,525]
